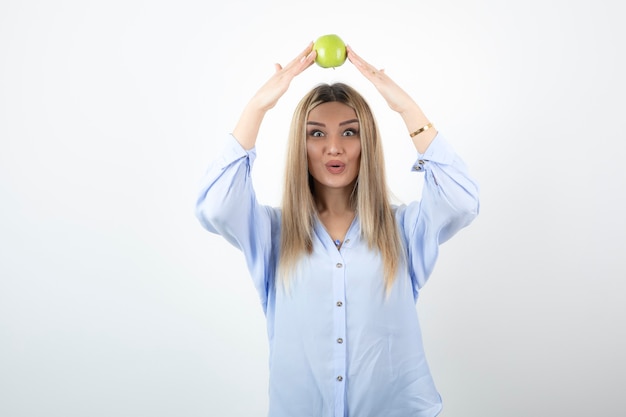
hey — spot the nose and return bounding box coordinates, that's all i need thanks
[326,134,342,156]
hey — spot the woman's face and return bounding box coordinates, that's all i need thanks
[306,101,361,193]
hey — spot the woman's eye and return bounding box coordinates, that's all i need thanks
[343,129,358,136]
[310,130,324,137]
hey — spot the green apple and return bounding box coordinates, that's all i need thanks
[313,34,347,68]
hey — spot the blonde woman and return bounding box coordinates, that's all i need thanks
[196,42,479,417]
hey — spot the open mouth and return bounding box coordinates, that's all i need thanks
[325,161,346,174]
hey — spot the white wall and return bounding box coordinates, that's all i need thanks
[1,0,624,416]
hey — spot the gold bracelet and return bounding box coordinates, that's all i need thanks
[409,122,434,138]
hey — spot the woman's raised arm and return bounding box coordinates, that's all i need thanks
[233,42,317,150]
[347,45,437,153]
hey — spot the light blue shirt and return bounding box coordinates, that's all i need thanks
[196,133,479,417]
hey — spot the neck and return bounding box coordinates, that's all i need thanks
[313,184,355,216]
[313,185,357,248]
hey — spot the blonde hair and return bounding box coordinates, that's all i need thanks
[279,83,404,292]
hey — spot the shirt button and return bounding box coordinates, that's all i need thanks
[344,239,350,244]
[336,301,343,307]
[413,159,425,171]
[337,376,343,382]
[337,338,343,344]
[336,263,343,268]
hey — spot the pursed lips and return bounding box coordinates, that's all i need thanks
[325,160,346,174]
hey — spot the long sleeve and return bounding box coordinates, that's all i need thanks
[396,132,480,295]
[195,134,279,311]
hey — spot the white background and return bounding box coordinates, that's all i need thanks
[1,0,625,416]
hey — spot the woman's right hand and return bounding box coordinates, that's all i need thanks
[249,42,317,112]
[233,42,316,149]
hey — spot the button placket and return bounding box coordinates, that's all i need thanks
[331,250,347,414]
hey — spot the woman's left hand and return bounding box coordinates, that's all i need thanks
[347,45,437,153]
[347,45,418,116]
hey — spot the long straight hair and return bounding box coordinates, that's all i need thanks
[279,83,403,292]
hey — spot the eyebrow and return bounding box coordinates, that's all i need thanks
[306,119,360,127]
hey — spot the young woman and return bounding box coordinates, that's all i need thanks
[196,42,480,417]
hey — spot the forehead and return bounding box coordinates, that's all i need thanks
[308,101,357,122]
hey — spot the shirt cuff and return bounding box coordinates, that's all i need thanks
[219,133,257,166]
[411,132,456,171]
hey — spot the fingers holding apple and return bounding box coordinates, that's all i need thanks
[279,41,317,75]
[346,45,382,79]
